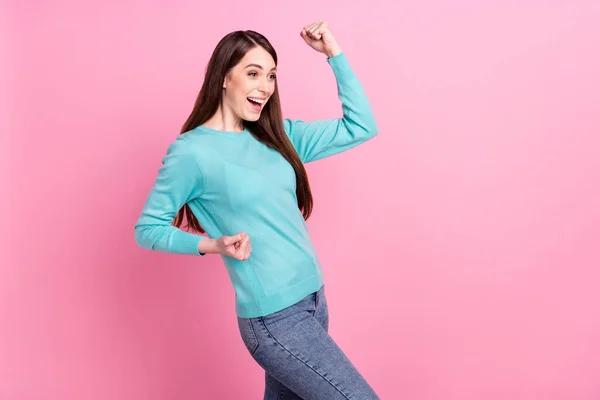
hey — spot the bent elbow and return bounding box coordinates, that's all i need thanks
[370,125,379,137]
[364,113,378,138]
[367,119,379,138]
[134,224,151,250]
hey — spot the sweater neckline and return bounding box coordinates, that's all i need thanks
[196,124,249,137]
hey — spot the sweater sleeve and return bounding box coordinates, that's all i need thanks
[283,52,378,164]
[134,137,207,256]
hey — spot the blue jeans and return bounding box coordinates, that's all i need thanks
[237,284,380,399]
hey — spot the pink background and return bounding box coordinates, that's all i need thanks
[4,1,600,399]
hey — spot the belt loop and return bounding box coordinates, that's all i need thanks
[314,290,319,308]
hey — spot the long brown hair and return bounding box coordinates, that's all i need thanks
[173,30,313,233]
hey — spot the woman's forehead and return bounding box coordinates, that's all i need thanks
[240,47,276,69]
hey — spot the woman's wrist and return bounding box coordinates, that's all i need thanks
[198,237,218,255]
[326,46,342,59]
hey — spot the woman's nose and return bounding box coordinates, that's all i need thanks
[257,78,270,93]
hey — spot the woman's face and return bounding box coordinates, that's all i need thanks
[223,46,277,122]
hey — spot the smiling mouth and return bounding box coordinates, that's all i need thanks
[247,97,265,112]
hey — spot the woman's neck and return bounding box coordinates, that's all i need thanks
[202,106,244,133]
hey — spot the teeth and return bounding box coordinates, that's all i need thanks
[248,97,265,104]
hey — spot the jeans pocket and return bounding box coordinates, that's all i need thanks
[237,317,259,355]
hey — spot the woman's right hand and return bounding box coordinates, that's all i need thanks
[215,232,252,260]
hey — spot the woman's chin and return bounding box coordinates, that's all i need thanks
[244,113,261,121]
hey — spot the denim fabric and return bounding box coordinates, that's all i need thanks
[237,285,379,399]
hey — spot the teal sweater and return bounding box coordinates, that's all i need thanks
[134,52,378,318]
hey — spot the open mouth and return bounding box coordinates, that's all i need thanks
[247,97,265,112]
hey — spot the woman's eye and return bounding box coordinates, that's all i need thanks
[248,72,276,80]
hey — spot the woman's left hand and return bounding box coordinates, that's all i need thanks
[300,20,342,58]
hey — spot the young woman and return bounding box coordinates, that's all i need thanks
[135,20,379,399]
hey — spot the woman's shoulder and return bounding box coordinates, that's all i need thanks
[174,127,220,150]
[161,129,217,165]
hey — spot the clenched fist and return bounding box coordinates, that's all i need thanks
[300,20,342,58]
[218,232,252,260]
[198,232,252,260]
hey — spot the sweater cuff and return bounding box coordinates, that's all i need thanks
[326,52,355,82]
[176,230,205,256]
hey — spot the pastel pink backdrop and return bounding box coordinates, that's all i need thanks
[4,1,600,399]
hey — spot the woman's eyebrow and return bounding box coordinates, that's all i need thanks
[244,63,277,71]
